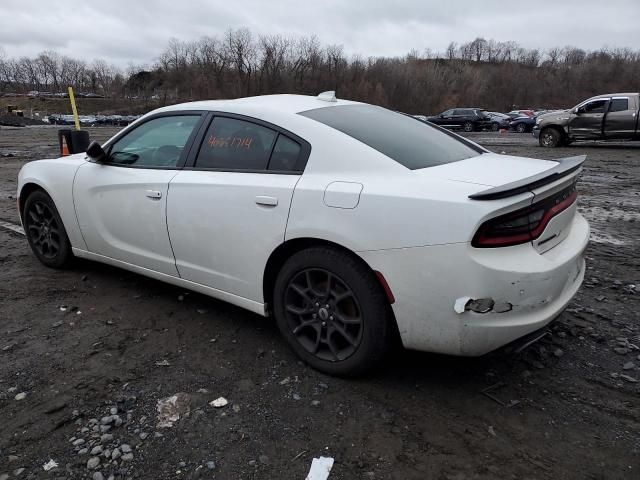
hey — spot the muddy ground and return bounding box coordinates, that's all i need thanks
[0,126,638,480]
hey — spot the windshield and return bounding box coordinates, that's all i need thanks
[299,104,483,170]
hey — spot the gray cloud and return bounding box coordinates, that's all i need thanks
[1,0,639,66]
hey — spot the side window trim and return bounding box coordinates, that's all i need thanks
[184,111,311,174]
[265,132,281,171]
[99,111,205,170]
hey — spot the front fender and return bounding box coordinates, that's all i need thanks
[18,155,87,250]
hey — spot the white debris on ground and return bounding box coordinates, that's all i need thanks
[305,456,334,480]
[156,393,191,428]
[42,459,58,471]
[209,397,228,408]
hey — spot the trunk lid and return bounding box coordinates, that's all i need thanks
[422,152,558,188]
[420,153,585,252]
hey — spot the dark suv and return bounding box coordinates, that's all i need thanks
[426,108,493,132]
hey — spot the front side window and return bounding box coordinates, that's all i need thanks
[108,115,200,167]
[195,117,277,170]
[581,100,607,114]
[609,98,629,112]
[300,104,482,170]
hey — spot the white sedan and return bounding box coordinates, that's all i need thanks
[17,93,589,375]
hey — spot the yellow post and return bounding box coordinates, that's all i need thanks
[67,86,81,131]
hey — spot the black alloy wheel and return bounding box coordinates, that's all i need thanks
[273,247,393,376]
[463,121,474,132]
[23,190,72,268]
[283,268,363,362]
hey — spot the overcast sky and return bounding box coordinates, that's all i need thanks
[1,0,639,67]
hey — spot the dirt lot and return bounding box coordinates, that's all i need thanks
[0,126,638,479]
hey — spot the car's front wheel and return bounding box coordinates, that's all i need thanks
[539,127,563,147]
[273,246,393,376]
[516,123,527,133]
[23,190,73,268]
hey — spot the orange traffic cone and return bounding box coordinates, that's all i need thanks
[61,135,70,156]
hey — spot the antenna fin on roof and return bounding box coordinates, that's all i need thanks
[317,91,337,102]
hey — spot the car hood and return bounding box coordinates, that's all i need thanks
[417,152,557,187]
[539,109,571,121]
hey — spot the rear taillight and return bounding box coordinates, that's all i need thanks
[472,184,578,248]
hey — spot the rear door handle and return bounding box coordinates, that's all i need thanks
[146,190,162,199]
[255,196,278,207]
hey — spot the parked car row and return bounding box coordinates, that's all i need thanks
[418,107,554,133]
[0,91,105,98]
[48,114,141,126]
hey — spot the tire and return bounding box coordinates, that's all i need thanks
[516,123,527,133]
[23,190,73,268]
[491,122,499,132]
[462,121,474,132]
[273,247,393,376]
[539,127,563,148]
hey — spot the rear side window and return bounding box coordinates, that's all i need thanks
[195,117,277,170]
[610,98,629,112]
[300,104,482,170]
[268,135,302,171]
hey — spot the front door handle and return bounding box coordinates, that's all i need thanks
[255,195,278,207]
[146,190,162,199]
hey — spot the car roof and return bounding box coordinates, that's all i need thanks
[591,92,637,98]
[151,94,361,116]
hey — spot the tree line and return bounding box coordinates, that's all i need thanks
[1,30,639,114]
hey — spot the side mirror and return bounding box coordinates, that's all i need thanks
[574,107,585,115]
[86,141,107,163]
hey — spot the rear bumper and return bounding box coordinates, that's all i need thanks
[358,212,589,356]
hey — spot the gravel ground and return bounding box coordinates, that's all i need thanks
[0,127,638,479]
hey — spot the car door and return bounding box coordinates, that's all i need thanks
[73,113,203,275]
[604,96,637,138]
[451,109,467,128]
[568,98,608,138]
[430,109,452,127]
[167,114,310,302]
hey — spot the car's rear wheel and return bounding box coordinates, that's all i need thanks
[516,123,527,133]
[273,247,393,376]
[539,127,562,147]
[463,121,474,132]
[23,190,73,268]
[491,122,499,132]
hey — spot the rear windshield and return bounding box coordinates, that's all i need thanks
[299,104,482,169]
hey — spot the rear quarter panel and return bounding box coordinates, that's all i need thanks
[18,155,87,250]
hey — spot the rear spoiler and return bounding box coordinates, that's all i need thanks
[468,155,586,200]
